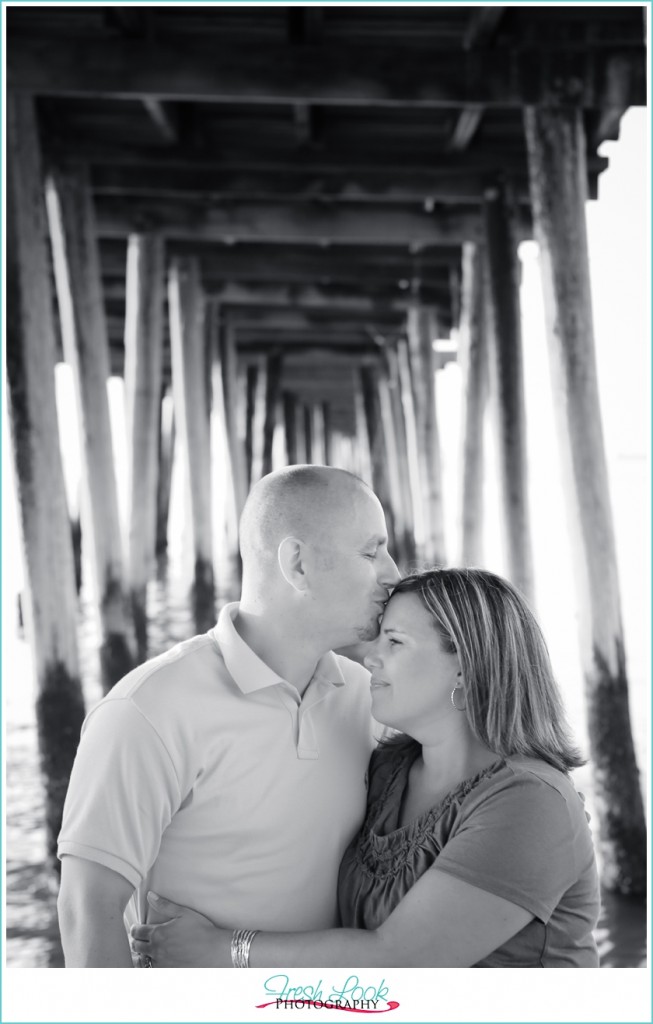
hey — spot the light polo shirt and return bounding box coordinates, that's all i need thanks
[58,602,375,932]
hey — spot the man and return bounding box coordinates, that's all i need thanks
[57,465,399,966]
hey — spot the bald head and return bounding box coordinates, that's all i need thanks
[239,465,373,570]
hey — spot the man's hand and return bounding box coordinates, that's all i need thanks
[58,856,135,967]
[130,892,231,967]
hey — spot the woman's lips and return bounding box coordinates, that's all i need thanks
[370,678,390,690]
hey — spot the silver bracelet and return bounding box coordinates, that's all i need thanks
[231,928,258,967]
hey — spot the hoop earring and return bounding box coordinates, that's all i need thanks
[450,684,466,712]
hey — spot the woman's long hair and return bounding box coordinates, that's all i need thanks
[390,568,585,773]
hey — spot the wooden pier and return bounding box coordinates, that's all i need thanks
[6,6,647,891]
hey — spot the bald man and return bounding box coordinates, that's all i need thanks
[57,466,399,966]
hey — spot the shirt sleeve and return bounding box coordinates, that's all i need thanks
[433,771,579,923]
[57,698,182,888]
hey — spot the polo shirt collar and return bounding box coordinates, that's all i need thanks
[214,602,346,696]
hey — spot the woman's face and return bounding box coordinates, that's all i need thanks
[363,591,461,736]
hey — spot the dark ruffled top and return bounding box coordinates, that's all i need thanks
[337,738,505,930]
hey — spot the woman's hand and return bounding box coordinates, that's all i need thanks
[129,892,232,968]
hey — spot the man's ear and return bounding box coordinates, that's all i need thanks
[278,536,308,593]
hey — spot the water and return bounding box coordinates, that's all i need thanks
[4,559,646,969]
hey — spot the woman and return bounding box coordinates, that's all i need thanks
[131,568,600,968]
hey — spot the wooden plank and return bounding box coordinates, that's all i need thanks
[458,242,488,566]
[168,257,214,625]
[94,197,491,245]
[483,183,534,602]
[45,162,135,688]
[123,232,165,657]
[9,37,645,108]
[6,94,86,864]
[525,104,645,895]
[90,161,532,204]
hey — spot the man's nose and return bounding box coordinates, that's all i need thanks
[379,550,401,587]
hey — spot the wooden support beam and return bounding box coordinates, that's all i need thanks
[309,404,326,466]
[6,94,86,865]
[142,98,179,144]
[303,403,313,463]
[396,337,426,559]
[483,183,534,602]
[384,344,417,565]
[94,197,490,245]
[156,387,175,556]
[217,316,248,518]
[206,301,240,569]
[524,104,646,895]
[447,105,485,152]
[9,37,645,109]
[90,160,533,205]
[99,239,463,281]
[458,242,489,566]
[262,352,283,477]
[322,402,332,466]
[283,392,299,465]
[360,364,397,555]
[123,232,165,657]
[463,7,506,49]
[45,162,135,690]
[168,257,214,627]
[407,304,447,565]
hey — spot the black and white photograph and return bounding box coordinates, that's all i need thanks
[3,3,649,1022]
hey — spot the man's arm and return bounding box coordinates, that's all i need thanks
[58,856,135,967]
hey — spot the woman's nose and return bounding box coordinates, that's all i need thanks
[364,644,382,670]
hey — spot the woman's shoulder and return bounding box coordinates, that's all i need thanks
[470,755,588,826]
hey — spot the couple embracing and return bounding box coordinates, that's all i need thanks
[58,465,599,968]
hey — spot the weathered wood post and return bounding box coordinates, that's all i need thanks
[262,352,283,477]
[218,317,248,519]
[524,105,646,894]
[123,232,165,658]
[458,242,489,566]
[248,358,268,483]
[360,363,397,554]
[283,391,299,465]
[322,402,333,466]
[156,387,175,556]
[406,303,446,565]
[353,371,373,485]
[483,183,535,601]
[303,404,313,463]
[168,257,215,630]
[45,162,134,689]
[7,94,86,864]
[384,344,417,566]
[310,403,327,466]
[396,337,426,559]
[206,301,241,581]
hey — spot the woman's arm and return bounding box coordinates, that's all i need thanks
[131,871,533,968]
